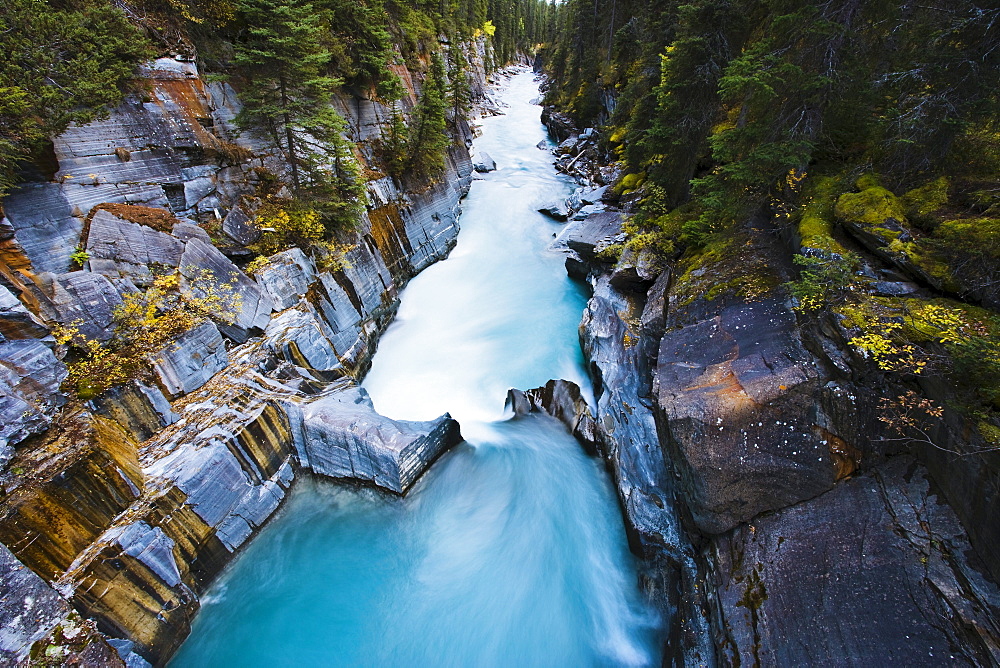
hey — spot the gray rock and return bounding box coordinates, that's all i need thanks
[304,386,462,493]
[254,247,317,311]
[579,185,609,205]
[149,320,228,398]
[178,238,273,337]
[171,221,211,243]
[537,201,570,221]
[264,305,343,375]
[36,270,123,341]
[0,340,68,450]
[655,298,843,535]
[222,201,261,246]
[473,151,496,172]
[0,542,72,663]
[610,247,662,292]
[555,211,623,262]
[86,209,185,285]
[0,284,48,340]
[710,457,1000,666]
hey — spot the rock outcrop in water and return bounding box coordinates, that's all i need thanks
[0,40,503,665]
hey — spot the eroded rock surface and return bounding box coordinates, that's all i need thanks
[710,457,1000,666]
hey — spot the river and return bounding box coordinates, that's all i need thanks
[170,69,661,668]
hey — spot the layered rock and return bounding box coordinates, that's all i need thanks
[709,457,1000,666]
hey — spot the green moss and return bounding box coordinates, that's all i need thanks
[902,176,950,221]
[617,171,646,194]
[936,217,1000,257]
[798,175,849,255]
[673,233,779,307]
[835,186,909,231]
[855,173,881,191]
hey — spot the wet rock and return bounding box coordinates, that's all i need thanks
[0,542,72,664]
[710,457,1000,666]
[263,305,343,376]
[580,276,715,666]
[36,270,123,341]
[304,386,463,494]
[473,152,497,172]
[538,201,570,221]
[0,284,48,341]
[579,185,609,205]
[556,211,624,263]
[254,247,317,311]
[86,210,185,286]
[654,298,848,535]
[540,107,578,143]
[506,379,600,453]
[149,320,228,398]
[90,380,178,442]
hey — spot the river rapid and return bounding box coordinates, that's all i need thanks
[171,70,661,668]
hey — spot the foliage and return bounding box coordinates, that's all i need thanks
[70,248,90,268]
[786,251,859,314]
[247,198,356,270]
[55,270,241,399]
[0,0,153,197]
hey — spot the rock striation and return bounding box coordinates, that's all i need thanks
[0,42,495,666]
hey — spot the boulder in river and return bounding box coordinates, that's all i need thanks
[473,152,497,173]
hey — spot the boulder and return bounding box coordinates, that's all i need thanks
[221,202,260,246]
[0,340,68,457]
[303,386,463,494]
[254,247,317,311]
[506,379,600,453]
[149,320,228,398]
[537,201,570,221]
[86,210,185,286]
[654,298,852,535]
[710,457,1000,666]
[472,152,497,173]
[555,211,624,262]
[263,305,343,376]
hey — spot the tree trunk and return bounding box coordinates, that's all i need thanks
[280,75,300,192]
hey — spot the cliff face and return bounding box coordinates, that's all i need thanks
[521,118,1000,666]
[0,39,497,666]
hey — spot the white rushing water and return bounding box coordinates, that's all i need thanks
[171,70,661,668]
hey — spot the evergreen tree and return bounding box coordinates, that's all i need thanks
[407,53,451,176]
[233,0,339,193]
[0,0,151,197]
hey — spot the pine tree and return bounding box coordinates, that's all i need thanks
[406,53,451,176]
[233,0,339,193]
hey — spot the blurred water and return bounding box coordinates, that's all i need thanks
[171,70,661,668]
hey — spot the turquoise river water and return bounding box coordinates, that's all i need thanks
[171,70,661,668]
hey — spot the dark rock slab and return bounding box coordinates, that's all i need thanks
[90,380,178,442]
[178,238,273,338]
[710,457,1000,666]
[86,210,185,286]
[221,202,260,246]
[36,270,123,341]
[556,211,624,263]
[655,298,847,535]
[505,379,600,452]
[537,201,570,221]
[254,247,316,311]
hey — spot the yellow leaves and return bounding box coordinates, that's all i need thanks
[482,20,496,37]
[849,321,927,373]
[62,268,240,399]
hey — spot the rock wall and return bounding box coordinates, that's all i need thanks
[0,41,498,666]
[533,140,1000,666]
